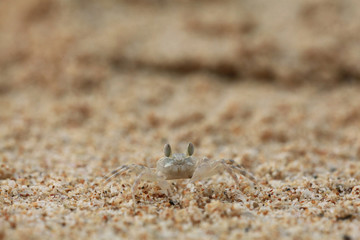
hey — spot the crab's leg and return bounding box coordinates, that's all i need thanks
[191,159,238,186]
[229,164,257,183]
[103,164,146,184]
[190,158,256,188]
[131,169,173,207]
[104,165,173,207]
[132,171,146,205]
[103,165,128,183]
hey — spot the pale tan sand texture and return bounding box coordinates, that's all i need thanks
[1,0,360,240]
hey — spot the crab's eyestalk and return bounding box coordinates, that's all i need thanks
[187,142,194,156]
[164,143,172,157]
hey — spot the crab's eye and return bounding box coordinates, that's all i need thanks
[164,143,172,157]
[187,142,194,156]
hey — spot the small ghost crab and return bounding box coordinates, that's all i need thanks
[104,143,257,205]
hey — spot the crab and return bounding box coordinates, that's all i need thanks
[103,143,257,205]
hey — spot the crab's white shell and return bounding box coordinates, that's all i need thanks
[157,153,197,180]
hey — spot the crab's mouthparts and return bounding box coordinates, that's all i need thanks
[174,160,184,165]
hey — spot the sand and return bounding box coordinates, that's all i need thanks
[1,0,360,239]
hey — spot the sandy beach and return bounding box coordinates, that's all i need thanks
[1,0,360,239]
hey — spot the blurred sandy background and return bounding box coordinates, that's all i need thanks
[1,0,360,239]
